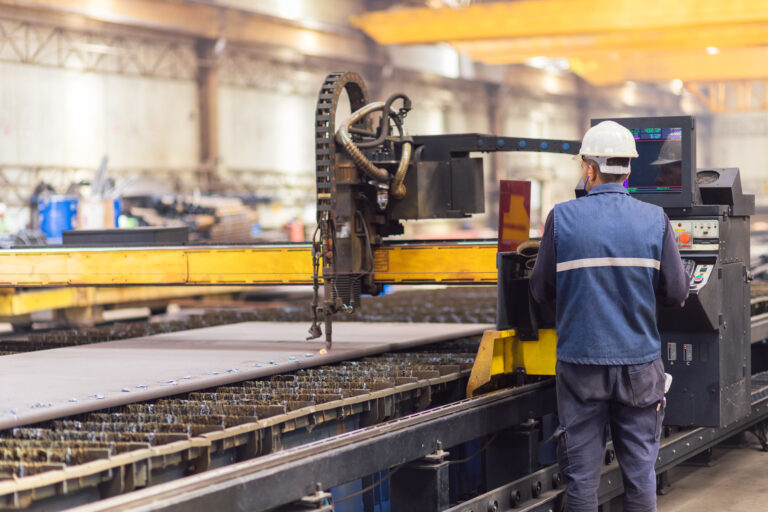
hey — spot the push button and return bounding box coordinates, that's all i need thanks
[679,233,691,244]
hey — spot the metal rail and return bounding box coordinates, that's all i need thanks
[72,380,558,512]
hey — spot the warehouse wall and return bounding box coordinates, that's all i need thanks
[0,15,201,220]
[0,62,199,166]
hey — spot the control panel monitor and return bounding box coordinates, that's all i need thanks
[591,116,697,208]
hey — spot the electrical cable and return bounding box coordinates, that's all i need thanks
[355,210,375,273]
[333,466,403,503]
[446,433,499,465]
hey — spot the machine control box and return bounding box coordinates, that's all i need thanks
[658,207,751,427]
[670,219,720,251]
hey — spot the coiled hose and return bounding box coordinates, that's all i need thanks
[335,102,412,199]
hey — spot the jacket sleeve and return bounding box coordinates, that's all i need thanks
[530,209,556,304]
[657,213,689,307]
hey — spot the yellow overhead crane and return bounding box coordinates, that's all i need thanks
[351,0,768,85]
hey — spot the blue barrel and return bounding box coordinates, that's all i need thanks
[113,198,122,228]
[38,196,78,244]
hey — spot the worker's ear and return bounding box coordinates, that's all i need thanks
[587,163,597,183]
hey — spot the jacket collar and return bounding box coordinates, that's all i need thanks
[587,183,629,196]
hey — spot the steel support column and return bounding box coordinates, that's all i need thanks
[196,38,220,191]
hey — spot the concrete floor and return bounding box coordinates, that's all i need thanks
[657,436,768,511]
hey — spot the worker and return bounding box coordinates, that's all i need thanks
[529,121,689,512]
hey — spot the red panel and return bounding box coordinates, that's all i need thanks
[498,180,531,253]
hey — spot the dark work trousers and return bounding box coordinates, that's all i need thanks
[555,358,666,512]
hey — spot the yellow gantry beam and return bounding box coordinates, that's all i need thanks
[570,47,768,86]
[0,243,498,287]
[352,0,768,85]
[454,23,768,64]
[352,0,768,45]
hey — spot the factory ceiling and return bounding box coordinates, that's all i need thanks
[353,0,768,85]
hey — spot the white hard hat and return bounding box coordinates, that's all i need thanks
[579,121,639,174]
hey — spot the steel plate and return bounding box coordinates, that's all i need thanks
[0,322,489,430]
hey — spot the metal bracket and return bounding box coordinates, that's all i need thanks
[422,440,450,464]
[293,483,334,511]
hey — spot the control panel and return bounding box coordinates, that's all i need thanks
[689,263,713,291]
[666,341,695,365]
[670,219,719,251]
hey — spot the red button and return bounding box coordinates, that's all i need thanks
[680,233,691,244]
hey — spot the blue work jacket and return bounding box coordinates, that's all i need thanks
[530,183,689,365]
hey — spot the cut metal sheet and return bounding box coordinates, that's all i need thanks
[0,322,490,430]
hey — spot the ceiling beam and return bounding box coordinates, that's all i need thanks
[351,0,768,44]
[453,23,768,64]
[685,81,768,113]
[0,0,376,63]
[568,47,768,85]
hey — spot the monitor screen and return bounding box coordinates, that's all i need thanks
[625,127,683,195]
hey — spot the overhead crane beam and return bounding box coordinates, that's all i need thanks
[352,0,768,86]
[453,23,768,64]
[685,80,768,113]
[568,46,768,86]
[351,0,768,45]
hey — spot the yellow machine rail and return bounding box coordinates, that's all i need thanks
[0,242,497,287]
[0,286,246,318]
